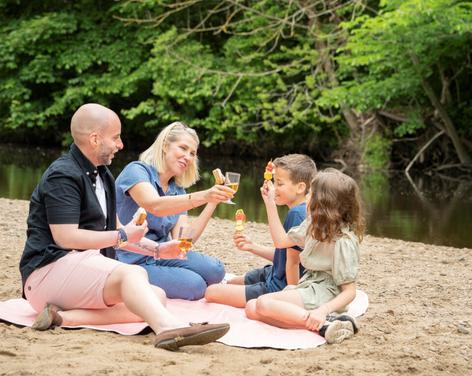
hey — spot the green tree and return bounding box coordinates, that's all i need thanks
[117,0,380,162]
[1,0,471,172]
[322,0,472,167]
[0,1,153,145]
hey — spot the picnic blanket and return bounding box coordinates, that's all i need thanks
[0,290,368,349]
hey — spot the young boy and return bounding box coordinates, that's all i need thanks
[204,154,317,307]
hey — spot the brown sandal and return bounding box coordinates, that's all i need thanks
[31,303,63,331]
[154,322,230,351]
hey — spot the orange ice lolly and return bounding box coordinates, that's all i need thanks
[264,161,275,181]
[234,209,246,232]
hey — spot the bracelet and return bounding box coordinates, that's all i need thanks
[153,243,161,260]
[114,228,128,249]
[188,193,194,208]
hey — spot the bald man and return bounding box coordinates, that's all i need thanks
[19,104,229,350]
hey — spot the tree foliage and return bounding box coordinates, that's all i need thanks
[0,1,153,144]
[323,0,472,166]
[117,0,354,153]
[0,0,471,170]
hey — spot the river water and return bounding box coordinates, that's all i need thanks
[1,144,471,248]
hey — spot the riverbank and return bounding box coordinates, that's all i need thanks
[1,198,471,375]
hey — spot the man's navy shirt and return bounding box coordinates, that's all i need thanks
[19,144,117,293]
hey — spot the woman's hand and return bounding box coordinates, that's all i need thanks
[158,240,181,259]
[304,307,329,332]
[204,184,234,203]
[233,232,254,252]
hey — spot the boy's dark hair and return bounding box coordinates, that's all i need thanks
[273,154,317,193]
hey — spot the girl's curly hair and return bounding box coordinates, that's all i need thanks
[307,168,365,243]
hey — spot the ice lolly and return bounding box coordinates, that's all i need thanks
[264,161,275,181]
[234,209,246,232]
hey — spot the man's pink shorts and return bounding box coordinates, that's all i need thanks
[25,249,122,313]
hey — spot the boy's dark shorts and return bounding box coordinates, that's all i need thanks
[243,265,272,301]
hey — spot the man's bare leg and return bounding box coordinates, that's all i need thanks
[59,265,183,333]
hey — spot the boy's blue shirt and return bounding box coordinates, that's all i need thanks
[265,202,306,292]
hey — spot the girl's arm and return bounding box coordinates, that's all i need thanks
[261,181,297,248]
[128,182,232,217]
[304,282,357,331]
[285,248,301,285]
[319,282,356,316]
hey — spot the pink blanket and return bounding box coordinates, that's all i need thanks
[0,290,368,349]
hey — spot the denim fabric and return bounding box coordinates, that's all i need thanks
[142,251,225,300]
[244,265,271,301]
[115,161,225,300]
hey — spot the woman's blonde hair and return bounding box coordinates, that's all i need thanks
[139,122,200,188]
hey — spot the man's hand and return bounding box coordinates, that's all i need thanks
[123,217,148,244]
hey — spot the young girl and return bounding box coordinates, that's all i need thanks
[245,168,365,344]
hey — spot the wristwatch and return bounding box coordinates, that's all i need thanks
[115,228,128,248]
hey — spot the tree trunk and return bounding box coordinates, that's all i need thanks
[304,8,367,168]
[421,79,471,164]
[312,16,359,132]
[410,54,471,164]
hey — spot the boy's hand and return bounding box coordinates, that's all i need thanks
[233,233,254,252]
[260,180,275,205]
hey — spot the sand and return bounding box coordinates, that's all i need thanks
[0,197,471,375]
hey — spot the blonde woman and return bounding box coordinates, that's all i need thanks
[115,122,233,300]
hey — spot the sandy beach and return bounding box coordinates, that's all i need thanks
[0,197,471,375]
